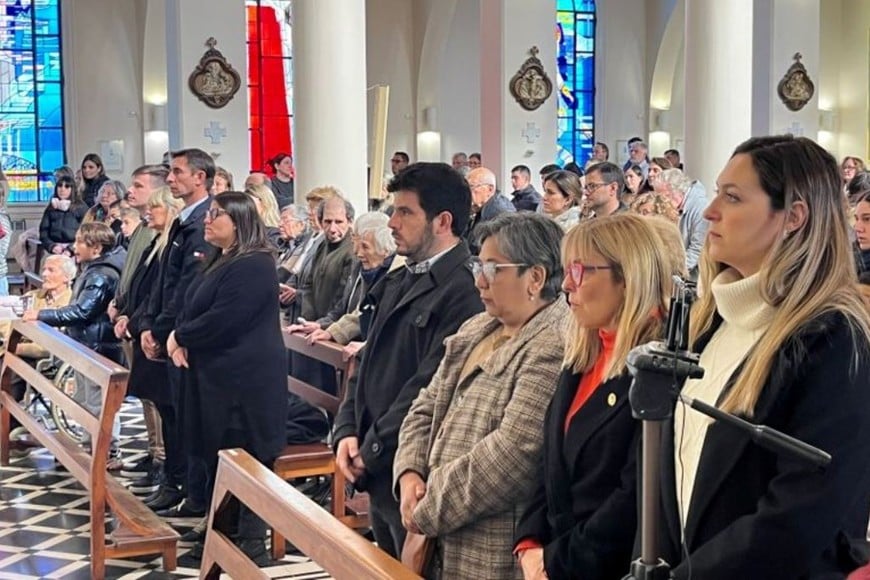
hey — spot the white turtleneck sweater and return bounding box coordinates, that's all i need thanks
[674,269,778,529]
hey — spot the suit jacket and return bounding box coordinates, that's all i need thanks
[333,242,484,485]
[515,369,639,580]
[142,197,213,345]
[394,299,568,579]
[655,312,870,579]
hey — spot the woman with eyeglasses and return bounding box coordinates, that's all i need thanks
[165,192,288,564]
[514,213,674,580]
[394,212,568,578]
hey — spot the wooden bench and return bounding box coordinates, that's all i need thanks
[269,332,368,559]
[0,321,179,578]
[200,448,421,580]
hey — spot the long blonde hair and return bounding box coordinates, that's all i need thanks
[245,183,281,227]
[146,186,183,263]
[563,213,672,378]
[691,136,870,416]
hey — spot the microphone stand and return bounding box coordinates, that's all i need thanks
[622,278,831,580]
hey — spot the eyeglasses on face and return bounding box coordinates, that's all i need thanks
[470,258,528,283]
[205,208,229,222]
[566,261,612,286]
[584,182,609,193]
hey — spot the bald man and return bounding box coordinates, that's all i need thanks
[465,167,515,254]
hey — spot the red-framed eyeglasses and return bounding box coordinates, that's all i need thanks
[566,261,613,286]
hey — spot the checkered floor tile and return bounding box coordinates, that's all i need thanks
[0,400,333,579]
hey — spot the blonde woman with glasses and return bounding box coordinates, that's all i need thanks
[656,136,870,578]
[514,213,672,580]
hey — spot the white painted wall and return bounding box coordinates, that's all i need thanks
[437,0,481,161]
[62,0,144,180]
[366,0,417,163]
[164,0,249,187]
[142,0,169,165]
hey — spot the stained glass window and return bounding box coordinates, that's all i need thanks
[0,0,64,203]
[556,0,595,166]
[246,0,293,174]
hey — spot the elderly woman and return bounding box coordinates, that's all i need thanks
[213,167,234,194]
[658,168,709,278]
[83,179,125,233]
[302,212,404,346]
[394,212,568,579]
[540,170,583,231]
[514,213,673,580]
[4,255,76,448]
[276,204,313,277]
[629,191,680,222]
[167,192,287,566]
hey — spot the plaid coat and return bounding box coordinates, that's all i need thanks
[394,298,568,579]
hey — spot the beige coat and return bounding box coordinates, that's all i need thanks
[394,298,568,579]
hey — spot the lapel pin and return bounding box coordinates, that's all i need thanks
[607,393,617,407]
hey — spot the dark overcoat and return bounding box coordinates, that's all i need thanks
[123,239,170,405]
[174,251,288,464]
[333,242,484,486]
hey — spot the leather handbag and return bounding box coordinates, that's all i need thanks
[401,532,435,575]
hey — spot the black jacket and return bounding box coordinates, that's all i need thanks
[122,240,170,405]
[82,175,109,207]
[142,197,213,345]
[175,251,288,463]
[655,312,870,579]
[333,242,483,487]
[38,246,127,363]
[39,202,88,250]
[511,185,542,212]
[515,370,639,580]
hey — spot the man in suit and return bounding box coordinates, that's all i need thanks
[139,148,214,517]
[333,162,483,558]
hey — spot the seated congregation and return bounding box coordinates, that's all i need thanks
[2,135,870,580]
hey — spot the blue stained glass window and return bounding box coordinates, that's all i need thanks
[1,0,65,202]
[557,1,595,167]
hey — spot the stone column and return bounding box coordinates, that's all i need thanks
[293,0,368,215]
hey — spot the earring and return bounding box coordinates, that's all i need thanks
[528,290,535,301]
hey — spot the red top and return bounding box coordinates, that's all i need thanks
[515,329,616,556]
[564,329,616,433]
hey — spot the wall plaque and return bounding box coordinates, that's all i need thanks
[509,46,553,111]
[188,37,241,109]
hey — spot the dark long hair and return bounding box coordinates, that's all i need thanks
[203,191,274,273]
[51,175,84,205]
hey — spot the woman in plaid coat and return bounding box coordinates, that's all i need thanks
[394,212,568,579]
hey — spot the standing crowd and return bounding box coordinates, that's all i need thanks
[4,135,870,579]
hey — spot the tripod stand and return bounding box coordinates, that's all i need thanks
[622,278,830,580]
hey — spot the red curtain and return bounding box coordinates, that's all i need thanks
[247,5,293,174]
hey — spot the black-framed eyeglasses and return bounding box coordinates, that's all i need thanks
[470,258,527,283]
[566,261,612,286]
[205,208,229,222]
[583,182,609,193]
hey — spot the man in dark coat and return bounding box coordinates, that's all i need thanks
[465,166,515,254]
[509,164,542,211]
[333,162,484,558]
[139,148,214,515]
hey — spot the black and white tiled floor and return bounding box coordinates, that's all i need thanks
[0,401,332,579]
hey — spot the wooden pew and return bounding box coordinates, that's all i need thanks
[200,448,421,580]
[0,321,178,578]
[269,331,368,559]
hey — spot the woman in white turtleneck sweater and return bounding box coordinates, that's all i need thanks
[653,135,870,579]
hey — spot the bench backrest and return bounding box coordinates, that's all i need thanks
[201,448,421,580]
[283,332,356,415]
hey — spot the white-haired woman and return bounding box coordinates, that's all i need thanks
[299,211,405,347]
[658,168,708,278]
[4,254,76,450]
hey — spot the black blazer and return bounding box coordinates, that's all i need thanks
[655,312,870,579]
[333,242,483,485]
[515,369,639,580]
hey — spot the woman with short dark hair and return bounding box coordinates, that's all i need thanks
[395,212,568,578]
[166,192,287,565]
